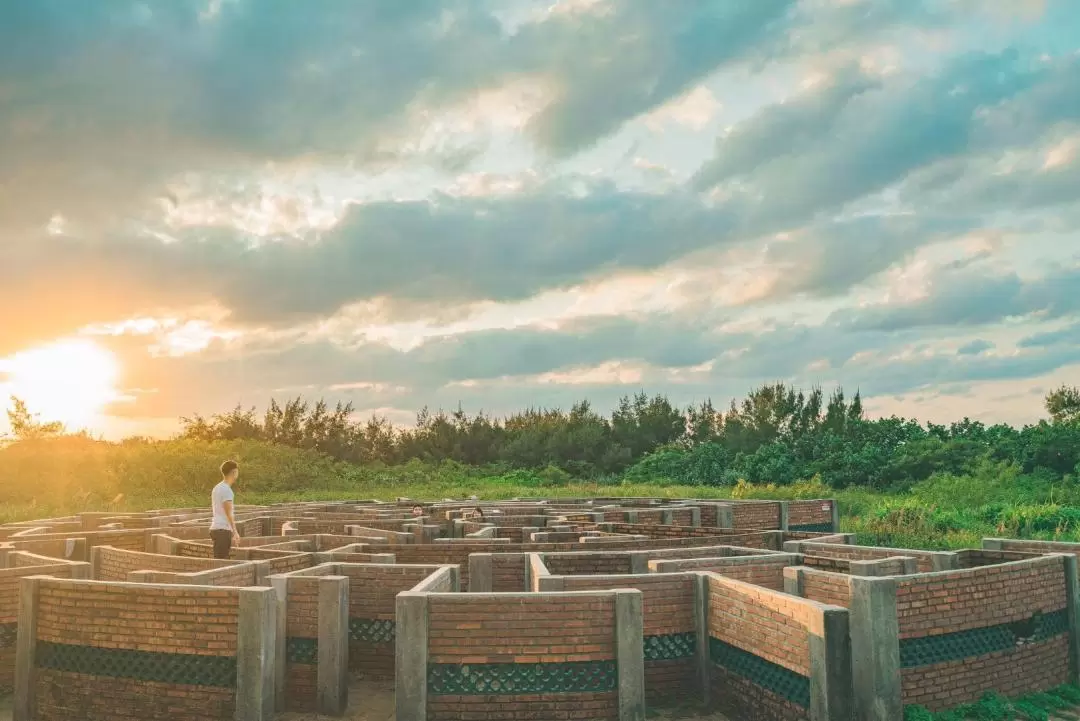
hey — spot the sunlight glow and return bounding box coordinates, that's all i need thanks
[0,339,122,432]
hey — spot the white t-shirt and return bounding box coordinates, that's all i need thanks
[210,481,235,531]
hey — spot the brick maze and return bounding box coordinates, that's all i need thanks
[0,496,1076,720]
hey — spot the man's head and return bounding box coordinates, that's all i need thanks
[220,460,239,485]
[411,505,424,517]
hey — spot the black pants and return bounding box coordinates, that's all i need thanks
[210,529,233,559]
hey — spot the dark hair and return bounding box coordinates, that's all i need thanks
[474,508,484,519]
[220,460,239,477]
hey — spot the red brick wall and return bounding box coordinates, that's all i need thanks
[799,569,852,608]
[664,556,794,591]
[896,556,1070,710]
[992,539,1080,558]
[799,542,941,573]
[669,508,696,526]
[556,574,697,702]
[731,502,782,530]
[708,575,812,721]
[95,547,238,581]
[802,555,851,572]
[956,549,1039,568]
[33,580,241,720]
[542,553,633,576]
[787,501,834,528]
[1,565,82,694]
[285,576,320,711]
[491,554,527,592]
[700,505,719,528]
[338,564,438,679]
[426,593,618,721]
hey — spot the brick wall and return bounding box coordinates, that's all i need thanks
[284,575,322,711]
[33,579,242,720]
[337,564,440,679]
[555,574,697,703]
[426,593,619,721]
[797,542,943,573]
[802,555,851,572]
[798,568,853,608]
[652,555,796,591]
[542,552,633,576]
[731,502,782,530]
[708,575,813,721]
[990,539,1080,559]
[257,552,315,576]
[491,553,527,592]
[669,507,696,526]
[95,546,244,581]
[787,500,834,530]
[895,556,1070,710]
[1,564,83,694]
[956,549,1039,568]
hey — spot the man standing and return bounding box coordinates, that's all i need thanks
[210,460,241,559]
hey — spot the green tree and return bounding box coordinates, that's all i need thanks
[6,396,64,440]
[1046,385,1080,424]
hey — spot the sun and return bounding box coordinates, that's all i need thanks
[0,338,121,432]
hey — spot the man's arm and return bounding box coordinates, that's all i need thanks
[224,500,240,541]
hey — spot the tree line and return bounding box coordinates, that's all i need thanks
[172,383,1080,489]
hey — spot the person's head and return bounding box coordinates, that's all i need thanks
[220,460,239,485]
[473,507,484,520]
[411,505,424,517]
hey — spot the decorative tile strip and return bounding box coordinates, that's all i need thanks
[644,632,696,661]
[900,608,1069,668]
[349,617,395,644]
[789,523,834,533]
[428,660,618,695]
[709,637,810,708]
[36,641,237,688]
[0,622,17,649]
[286,637,318,665]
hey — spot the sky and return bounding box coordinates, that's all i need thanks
[1,0,1079,439]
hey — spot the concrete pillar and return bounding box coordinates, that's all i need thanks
[318,576,349,716]
[693,573,711,706]
[625,511,639,524]
[982,538,1004,551]
[395,592,429,721]
[236,587,278,721]
[13,577,40,721]
[783,540,806,554]
[614,590,646,721]
[660,509,674,525]
[628,552,649,575]
[268,576,288,712]
[69,562,92,580]
[716,505,734,530]
[468,553,493,592]
[849,577,901,721]
[930,552,959,572]
[778,502,790,531]
[0,548,9,569]
[689,508,701,527]
[537,576,566,592]
[784,566,804,597]
[1063,555,1080,686]
[89,546,103,580]
[830,502,841,533]
[809,606,853,721]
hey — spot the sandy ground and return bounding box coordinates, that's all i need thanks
[0,682,730,721]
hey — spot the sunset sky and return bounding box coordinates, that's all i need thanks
[1,0,1079,439]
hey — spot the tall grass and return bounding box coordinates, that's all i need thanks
[3,438,1080,551]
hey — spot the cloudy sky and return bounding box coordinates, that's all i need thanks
[1,0,1079,438]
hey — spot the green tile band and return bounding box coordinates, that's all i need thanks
[0,622,16,649]
[709,637,810,708]
[644,632,696,661]
[428,660,618,695]
[900,608,1069,668]
[348,617,395,643]
[36,641,237,688]
[789,522,834,533]
[286,637,319,665]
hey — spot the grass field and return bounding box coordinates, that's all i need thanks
[4,436,1080,551]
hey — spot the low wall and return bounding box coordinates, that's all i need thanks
[91,546,249,581]
[730,501,782,531]
[707,574,850,721]
[851,554,1079,718]
[14,577,276,721]
[785,541,954,573]
[786,500,837,533]
[650,554,801,591]
[399,590,642,721]
[539,573,699,703]
[1,560,90,695]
